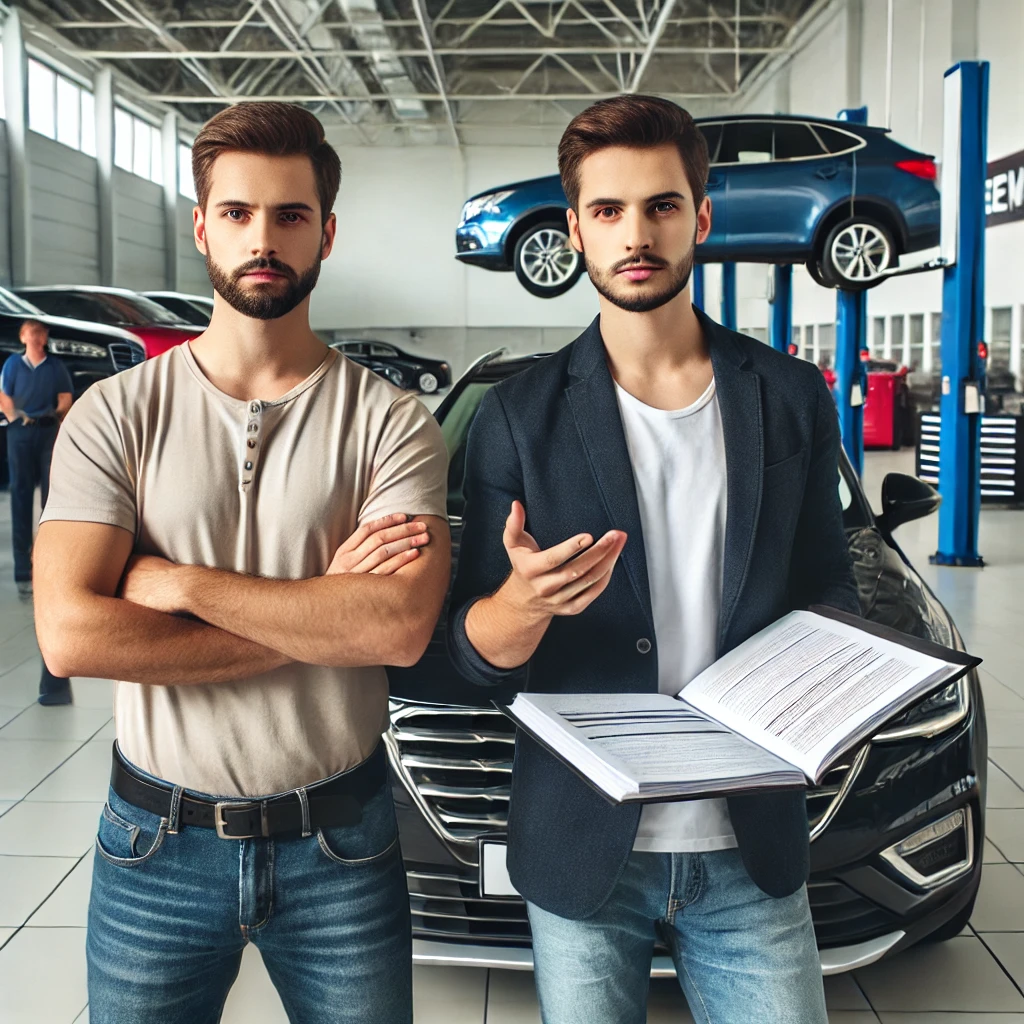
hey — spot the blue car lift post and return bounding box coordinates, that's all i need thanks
[692,263,705,311]
[769,265,792,354]
[932,61,989,567]
[720,262,737,329]
[832,107,870,477]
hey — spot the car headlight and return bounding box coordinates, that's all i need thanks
[874,676,971,742]
[48,338,107,360]
[460,190,514,224]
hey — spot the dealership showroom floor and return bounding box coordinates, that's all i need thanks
[0,451,1022,1024]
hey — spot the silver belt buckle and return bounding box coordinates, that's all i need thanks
[214,800,267,839]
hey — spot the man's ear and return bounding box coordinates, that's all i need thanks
[193,205,208,256]
[566,207,583,255]
[696,195,712,246]
[321,212,337,260]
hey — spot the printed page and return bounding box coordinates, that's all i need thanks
[506,692,804,803]
[680,610,960,780]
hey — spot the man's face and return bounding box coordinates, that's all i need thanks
[20,323,48,349]
[194,151,336,321]
[567,144,712,314]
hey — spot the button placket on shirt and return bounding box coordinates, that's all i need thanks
[241,400,263,490]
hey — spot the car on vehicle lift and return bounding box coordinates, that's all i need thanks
[329,339,451,394]
[14,286,203,358]
[456,115,941,298]
[385,349,985,976]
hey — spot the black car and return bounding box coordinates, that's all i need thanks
[143,291,214,326]
[330,340,451,394]
[385,351,986,977]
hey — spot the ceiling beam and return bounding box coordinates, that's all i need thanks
[626,0,679,93]
[410,0,460,145]
[148,91,732,104]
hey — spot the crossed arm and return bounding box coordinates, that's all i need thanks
[34,514,450,685]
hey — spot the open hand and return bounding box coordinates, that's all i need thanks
[497,501,626,619]
[327,513,431,576]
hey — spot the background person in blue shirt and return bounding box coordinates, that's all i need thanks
[1,319,73,703]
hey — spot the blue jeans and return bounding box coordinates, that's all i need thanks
[6,422,57,581]
[527,848,826,1024]
[87,763,412,1023]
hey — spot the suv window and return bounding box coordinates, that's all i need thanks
[717,122,828,165]
[812,125,863,155]
[772,123,826,160]
[370,344,397,357]
[698,122,723,163]
[24,292,116,324]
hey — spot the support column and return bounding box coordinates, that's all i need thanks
[692,263,705,311]
[835,289,868,476]
[94,69,115,286]
[720,262,736,330]
[1011,304,1022,391]
[950,0,978,62]
[932,61,988,568]
[769,265,792,353]
[846,0,863,110]
[3,9,29,286]
[161,112,180,291]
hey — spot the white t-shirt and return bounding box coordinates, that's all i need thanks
[615,377,738,853]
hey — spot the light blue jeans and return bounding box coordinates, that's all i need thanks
[87,766,411,1024]
[527,848,826,1024]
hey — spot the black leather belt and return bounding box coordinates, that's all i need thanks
[110,742,387,839]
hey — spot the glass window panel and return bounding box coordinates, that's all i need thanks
[891,315,904,361]
[812,125,860,156]
[80,90,96,156]
[114,108,133,170]
[27,60,56,139]
[0,47,5,119]
[150,129,162,184]
[132,118,151,179]
[909,313,925,371]
[698,123,723,163]
[772,123,825,161]
[55,76,80,149]
[872,316,885,353]
[991,307,1012,371]
[817,323,836,367]
[179,144,197,200]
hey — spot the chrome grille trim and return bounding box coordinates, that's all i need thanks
[109,341,145,372]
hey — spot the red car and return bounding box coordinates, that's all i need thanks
[14,286,202,358]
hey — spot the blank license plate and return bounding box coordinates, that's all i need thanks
[479,840,520,897]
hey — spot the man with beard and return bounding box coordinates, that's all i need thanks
[447,96,857,1023]
[33,102,449,1023]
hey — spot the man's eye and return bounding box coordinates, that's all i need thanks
[281,213,301,224]
[226,209,247,221]
[654,202,676,213]
[597,207,618,219]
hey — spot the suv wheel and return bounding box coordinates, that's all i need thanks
[820,216,897,291]
[418,371,439,394]
[513,222,584,298]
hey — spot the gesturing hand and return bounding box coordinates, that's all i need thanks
[326,513,431,576]
[497,501,626,620]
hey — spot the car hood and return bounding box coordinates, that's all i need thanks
[466,174,561,202]
[0,310,141,344]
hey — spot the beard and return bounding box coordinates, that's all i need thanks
[205,251,322,321]
[583,228,698,314]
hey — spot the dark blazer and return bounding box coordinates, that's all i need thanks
[447,309,859,920]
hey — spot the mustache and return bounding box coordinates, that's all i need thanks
[232,257,298,282]
[610,252,670,274]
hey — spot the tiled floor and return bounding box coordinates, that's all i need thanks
[2,449,1024,1022]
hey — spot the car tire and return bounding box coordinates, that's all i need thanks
[418,372,439,394]
[819,216,898,291]
[805,258,838,290]
[512,222,585,299]
[922,892,977,943]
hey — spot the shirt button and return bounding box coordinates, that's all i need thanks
[249,402,260,415]
[637,638,652,654]
[244,461,253,471]
[247,439,256,449]
[247,422,259,433]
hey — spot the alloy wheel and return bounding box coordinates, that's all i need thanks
[518,228,579,288]
[829,223,892,283]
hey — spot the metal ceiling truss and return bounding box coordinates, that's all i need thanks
[19,0,820,143]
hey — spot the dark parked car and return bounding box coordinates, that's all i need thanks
[456,115,940,298]
[385,350,985,977]
[143,291,214,326]
[15,286,202,358]
[330,340,451,394]
[0,285,145,485]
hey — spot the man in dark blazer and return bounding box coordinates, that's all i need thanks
[448,95,859,1024]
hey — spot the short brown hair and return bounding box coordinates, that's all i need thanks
[558,95,709,211]
[192,102,342,224]
[19,319,47,334]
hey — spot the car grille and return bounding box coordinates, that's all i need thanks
[109,341,145,372]
[408,868,530,945]
[387,705,861,848]
[807,880,899,946]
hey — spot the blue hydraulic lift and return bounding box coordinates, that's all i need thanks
[720,262,737,329]
[769,265,792,354]
[692,263,705,311]
[932,61,989,567]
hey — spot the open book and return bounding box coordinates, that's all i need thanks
[500,608,980,804]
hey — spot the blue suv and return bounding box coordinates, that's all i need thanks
[455,115,940,298]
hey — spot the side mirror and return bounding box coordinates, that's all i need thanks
[876,473,941,535]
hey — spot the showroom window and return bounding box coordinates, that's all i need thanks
[791,325,803,358]
[890,315,905,364]
[929,312,942,376]
[179,143,197,201]
[27,58,95,155]
[909,313,925,371]
[991,307,1012,372]
[872,316,885,354]
[817,323,836,368]
[115,108,162,185]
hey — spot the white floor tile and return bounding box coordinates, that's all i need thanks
[988,713,1024,750]
[0,739,82,800]
[0,854,79,927]
[26,855,92,928]
[482,969,543,1024]
[877,1015,1024,1022]
[986,810,1024,862]
[829,1014,880,1024]
[28,741,112,803]
[0,928,16,948]
[971,863,1024,931]
[72,1009,88,1024]
[0,802,16,818]
[981,933,1024,991]
[983,839,1006,863]
[854,935,1024,1012]
[0,707,25,728]
[986,763,1024,809]
[221,945,288,1024]
[66,679,114,711]
[0,801,101,857]
[825,974,872,1010]
[0,926,87,1024]
[93,720,115,741]
[991,749,1024,790]
[413,965,487,1023]
[0,705,111,743]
